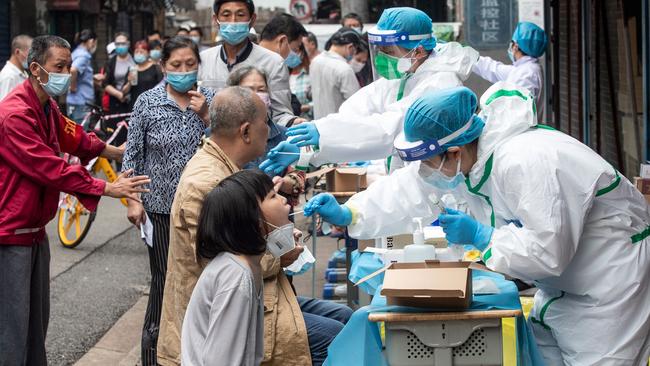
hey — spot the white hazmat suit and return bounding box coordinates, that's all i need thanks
[345,82,650,364]
[472,55,544,117]
[306,42,478,168]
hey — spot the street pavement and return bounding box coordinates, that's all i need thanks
[45,198,149,366]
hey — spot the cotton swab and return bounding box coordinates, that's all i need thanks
[274,152,302,155]
[288,210,304,216]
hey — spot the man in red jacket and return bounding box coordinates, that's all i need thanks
[0,35,150,366]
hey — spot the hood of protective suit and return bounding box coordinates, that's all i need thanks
[468,81,537,183]
[419,42,479,81]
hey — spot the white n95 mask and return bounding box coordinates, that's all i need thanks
[265,222,296,258]
[349,59,366,73]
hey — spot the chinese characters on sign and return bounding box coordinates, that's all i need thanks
[465,0,515,49]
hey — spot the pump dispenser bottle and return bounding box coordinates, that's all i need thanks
[403,218,437,262]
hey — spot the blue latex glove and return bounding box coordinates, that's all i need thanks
[439,207,493,251]
[259,141,300,175]
[304,193,352,226]
[286,122,320,147]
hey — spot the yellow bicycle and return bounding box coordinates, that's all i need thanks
[57,107,130,248]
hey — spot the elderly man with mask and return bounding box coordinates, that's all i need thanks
[199,0,304,127]
[304,83,650,365]
[260,7,478,175]
[0,35,149,366]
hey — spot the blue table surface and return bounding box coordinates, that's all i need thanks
[323,251,545,366]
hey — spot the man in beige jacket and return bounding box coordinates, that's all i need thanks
[158,86,350,366]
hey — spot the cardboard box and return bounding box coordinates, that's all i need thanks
[357,239,376,252]
[357,234,411,256]
[358,228,446,253]
[305,166,368,193]
[383,234,413,249]
[634,177,650,204]
[634,177,650,194]
[356,261,473,309]
[640,164,650,179]
[325,167,367,192]
[424,226,448,248]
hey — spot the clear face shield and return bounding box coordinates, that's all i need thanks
[393,116,475,162]
[367,28,434,80]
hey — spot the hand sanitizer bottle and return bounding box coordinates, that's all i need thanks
[403,218,437,262]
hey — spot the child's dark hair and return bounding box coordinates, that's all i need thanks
[196,170,274,260]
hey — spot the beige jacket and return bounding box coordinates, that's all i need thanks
[157,139,311,366]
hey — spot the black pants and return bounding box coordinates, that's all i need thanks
[141,212,170,366]
[0,238,50,366]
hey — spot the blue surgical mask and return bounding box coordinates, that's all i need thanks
[190,36,201,45]
[134,54,147,64]
[115,45,129,56]
[150,50,162,61]
[37,64,71,96]
[219,22,250,45]
[166,70,198,93]
[21,51,29,70]
[423,155,465,191]
[345,47,354,61]
[507,43,515,63]
[284,50,302,68]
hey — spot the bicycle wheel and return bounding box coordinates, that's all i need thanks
[57,194,96,248]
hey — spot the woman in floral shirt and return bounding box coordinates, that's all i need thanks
[121,36,214,366]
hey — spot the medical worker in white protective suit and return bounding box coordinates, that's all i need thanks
[259,7,478,175]
[472,21,547,111]
[304,83,650,365]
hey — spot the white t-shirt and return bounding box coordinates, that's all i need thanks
[0,61,27,101]
[310,50,360,119]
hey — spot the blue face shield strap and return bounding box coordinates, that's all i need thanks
[394,117,474,161]
[367,31,433,46]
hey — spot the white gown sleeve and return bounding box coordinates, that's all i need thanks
[345,162,443,239]
[472,56,514,84]
[310,72,462,167]
[507,63,543,102]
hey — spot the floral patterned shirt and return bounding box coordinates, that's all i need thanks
[122,83,215,213]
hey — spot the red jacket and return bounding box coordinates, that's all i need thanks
[0,79,107,245]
